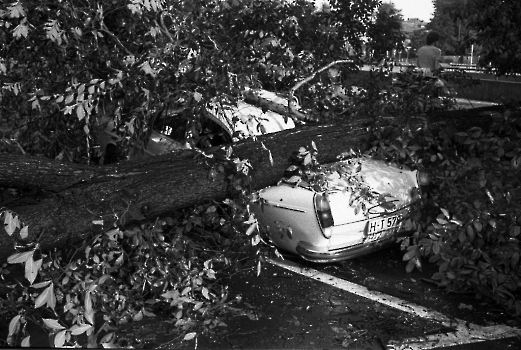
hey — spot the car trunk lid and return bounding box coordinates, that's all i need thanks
[322,157,418,222]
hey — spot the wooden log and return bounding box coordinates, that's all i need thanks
[0,118,373,260]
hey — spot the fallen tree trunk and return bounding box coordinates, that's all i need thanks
[0,118,373,261]
[1,102,505,261]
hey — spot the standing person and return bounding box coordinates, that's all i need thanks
[417,31,441,77]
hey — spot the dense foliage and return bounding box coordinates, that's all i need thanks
[1,0,521,347]
[0,0,379,163]
[0,0,382,347]
[428,0,468,57]
[463,0,521,75]
[366,2,405,62]
[1,204,245,347]
[365,68,521,315]
[378,107,521,314]
[430,0,521,75]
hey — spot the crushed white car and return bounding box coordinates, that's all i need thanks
[251,156,425,262]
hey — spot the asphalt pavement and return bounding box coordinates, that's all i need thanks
[148,256,521,350]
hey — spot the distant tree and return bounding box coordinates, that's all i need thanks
[430,0,521,74]
[428,0,468,57]
[462,0,521,75]
[329,0,381,53]
[366,2,405,62]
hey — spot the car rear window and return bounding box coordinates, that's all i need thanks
[153,111,187,141]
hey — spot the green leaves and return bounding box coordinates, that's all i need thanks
[3,205,233,347]
[3,1,520,347]
[128,0,165,14]
[245,220,258,237]
[35,284,56,309]
[8,249,42,284]
[366,2,405,61]
[7,2,26,18]
[41,319,94,347]
[43,318,65,330]
[7,315,22,346]
[3,210,19,235]
[396,107,521,314]
[7,250,34,264]
[183,332,197,341]
[12,19,29,38]
[2,209,28,238]
[84,291,94,325]
[32,280,52,289]
[44,19,65,45]
[54,330,67,348]
[462,0,521,75]
[24,255,42,284]
[466,225,475,242]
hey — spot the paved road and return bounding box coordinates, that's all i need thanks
[269,257,521,350]
[147,255,521,349]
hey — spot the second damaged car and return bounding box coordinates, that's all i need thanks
[251,155,426,263]
[97,89,297,162]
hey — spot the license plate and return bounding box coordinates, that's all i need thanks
[366,215,401,241]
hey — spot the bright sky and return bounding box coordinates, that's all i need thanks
[384,0,435,22]
[313,1,435,23]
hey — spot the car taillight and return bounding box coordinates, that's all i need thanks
[315,193,334,238]
[417,171,430,186]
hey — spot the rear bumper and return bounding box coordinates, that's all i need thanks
[296,235,397,263]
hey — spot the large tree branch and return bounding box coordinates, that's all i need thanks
[0,99,502,261]
[289,59,353,121]
[0,119,373,261]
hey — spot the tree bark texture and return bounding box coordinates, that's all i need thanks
[0,118,373,261]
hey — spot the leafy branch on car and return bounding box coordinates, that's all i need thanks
[1,0,521,347]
